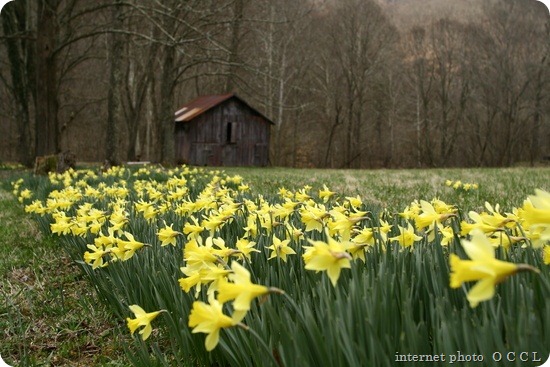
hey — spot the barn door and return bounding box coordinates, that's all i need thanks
[254,143,268,166]
[193,143,220,166]
[223,144,237,166]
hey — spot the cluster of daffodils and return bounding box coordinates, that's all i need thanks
[0,162,25,170]
[445,179,479,191]
[14,167,549,351]
[13,178,33,203]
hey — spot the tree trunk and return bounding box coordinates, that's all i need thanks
[106,0,124,165]
[225,0,244,92]
[160,45,175,165]
[35,0,59,157]
[530,56,546,166]
[1,1,34,166]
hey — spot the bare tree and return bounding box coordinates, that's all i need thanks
[1,0,36,166]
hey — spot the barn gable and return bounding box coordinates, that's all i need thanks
[174,93,273,166]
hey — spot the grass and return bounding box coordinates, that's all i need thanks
[219,166,550,211]
[0,171,129,367]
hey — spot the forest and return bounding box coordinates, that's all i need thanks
[0,0,549,168]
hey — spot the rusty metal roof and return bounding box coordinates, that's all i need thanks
[174,93,274,124]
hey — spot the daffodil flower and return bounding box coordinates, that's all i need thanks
[543,245,550,265]
[300,204,328,233]
[126,305,164,340]
[235,238,260,261]
[183,217,204,240]
[414,200,456,230]
[188,296,237,351]
[217,262,270,322]
[318,184,336,203]
[117,231,145,260]
[520,189,550,248]
[266,235,296,262]
[303,231,351,286]
[83,244,108,269]
[449,229,538,308]
[157,223,181,246]
[389,223,422,249]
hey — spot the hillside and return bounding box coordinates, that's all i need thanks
[376,0,496,29]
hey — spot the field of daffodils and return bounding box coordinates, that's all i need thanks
[12,166,550,366]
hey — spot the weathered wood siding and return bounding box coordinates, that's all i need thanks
[175,97,270,166]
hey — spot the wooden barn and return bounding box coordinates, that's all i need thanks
[174,93,273,166]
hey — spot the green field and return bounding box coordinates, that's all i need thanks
[221,166,550,211]
[1,166,549,367]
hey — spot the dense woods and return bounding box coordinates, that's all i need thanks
[0,0,548,168]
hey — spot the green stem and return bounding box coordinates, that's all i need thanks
[237,323,280,367]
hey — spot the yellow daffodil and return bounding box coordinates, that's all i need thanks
[350,227,376,259]
[70,220,89,237]
[217,262,270,322]
[109,207,128,234]
[179,270,203,295]
[135,200,158,222]
[188,296,237,351]
[83,244,108,269]
[50,212,73,235]
[201,264,234,295]
[25,200,46,214]
[519,189,550,248]
[157,223,181,246]
[543,245,550,265]
[88,220,103,235]
[345,195,363,211]
[284,222,304,242]
[449,229,538,308]
[18,189,33,203]
[521,189,550,226]
[300,204,328,233]
[126,305,164,340]
[243,215,258,238]
[389,223,422,249]
[318,184,336,203]
[277,187,292,199]
[117,231,145,260]
[295,188,312,202]
[399,200,421,221]
[461,203,516,237]
[328,210,368,241]
[377,218,392,242]
[487,232,526,250]
[202,213,227,234]
[184,238,218,270]
[271,201,296,221]
[347,242,367,262]
[303,231,351,286]
[183,217,204,240]
[352,227,375,247]
[257,210,277,232]
[235,238,260,261]
[432,198,455,214]
[415,200,456,230]
[437,225,455,246]
[267,235,296,262]
[208,236,239,261]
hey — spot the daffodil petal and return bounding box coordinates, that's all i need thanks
[463,230,494,261]
[467,278,495,308]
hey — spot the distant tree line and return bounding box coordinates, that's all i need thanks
[0,0,548,168]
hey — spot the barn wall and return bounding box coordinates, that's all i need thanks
[175,96,271,166]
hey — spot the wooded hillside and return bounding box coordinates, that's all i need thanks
[0,0,548,168]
